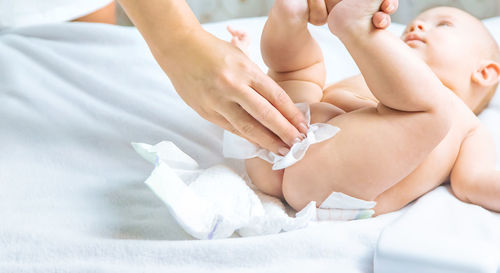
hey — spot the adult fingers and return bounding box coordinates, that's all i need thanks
[381,0,398,15]
[249,71,308,142]
[210,111,241,136]
[221,102,291,155]
[307,0,328,26]
[373,11,391,29]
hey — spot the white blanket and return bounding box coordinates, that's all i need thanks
[0,16,499,272]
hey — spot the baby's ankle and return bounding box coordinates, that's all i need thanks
[271,0,309,24]
[327,0,390,38]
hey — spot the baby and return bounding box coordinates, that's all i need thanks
[238,0,500,218]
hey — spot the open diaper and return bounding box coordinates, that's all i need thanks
[223,103,341,170]
[133,141,377,239]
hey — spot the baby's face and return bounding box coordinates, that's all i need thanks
[401,7,488,96]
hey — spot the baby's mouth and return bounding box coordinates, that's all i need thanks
[404,33,426,46]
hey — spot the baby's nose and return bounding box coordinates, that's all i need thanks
[408,22,425,32]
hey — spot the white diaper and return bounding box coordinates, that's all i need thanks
[133,141,376,240]
[223,103,340,170]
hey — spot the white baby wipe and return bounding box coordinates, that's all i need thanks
[223,103,341,170]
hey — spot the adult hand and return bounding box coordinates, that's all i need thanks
[118,0,308,155]
[161,29,308,155]
[308,0,399,28]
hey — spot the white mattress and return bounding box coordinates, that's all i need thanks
[0,16,499,272]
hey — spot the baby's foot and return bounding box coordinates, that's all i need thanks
[227,26,250,56]
[328,0,398,36]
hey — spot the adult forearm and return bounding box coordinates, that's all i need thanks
[117,0,203,56]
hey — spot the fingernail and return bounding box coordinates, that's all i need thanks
[293,137,302,145]
[387,4,394,12]
[299,122,308,133]
[278,147,290,156]
[299,133,306,140]
[380,17,387,26]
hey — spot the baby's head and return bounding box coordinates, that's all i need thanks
[402,7,500,115]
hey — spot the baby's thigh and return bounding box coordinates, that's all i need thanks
[282,106,447,211]
[245,158,284,199]
[244,102,342,200]
[309,102,346,124]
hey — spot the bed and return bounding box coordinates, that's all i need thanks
[1,15,499,273]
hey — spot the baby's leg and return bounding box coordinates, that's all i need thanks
[245,0,330,199]
[281,0,454,211]
[246,102,345,199]
[261,0,325,103]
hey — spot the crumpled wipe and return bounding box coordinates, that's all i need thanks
[132,141,317,240]
[223,103,340,170]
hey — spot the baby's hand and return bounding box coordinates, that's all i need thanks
[327,0,398,38]
[227,26,250,56]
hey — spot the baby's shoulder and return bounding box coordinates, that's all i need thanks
[449,96,481,131]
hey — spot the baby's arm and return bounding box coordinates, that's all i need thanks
[450,125,500,212]
[329,0,452,113]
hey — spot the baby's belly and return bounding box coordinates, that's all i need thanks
[281,106,468,210]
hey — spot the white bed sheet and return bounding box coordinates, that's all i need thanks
[0,16,499,273]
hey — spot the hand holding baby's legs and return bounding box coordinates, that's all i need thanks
[327,0,398,37]
[304,0,398,28]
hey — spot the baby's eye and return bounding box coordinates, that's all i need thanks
[437,21,453,27]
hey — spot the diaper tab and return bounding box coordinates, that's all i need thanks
[316,192,377,221]
[223,103,340,170]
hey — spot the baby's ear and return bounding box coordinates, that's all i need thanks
[472,60,500,87]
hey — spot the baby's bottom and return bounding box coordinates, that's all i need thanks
[72,1,116,24]
[246,102,345,199]
[247,101,449,215]
[282,104,448,213]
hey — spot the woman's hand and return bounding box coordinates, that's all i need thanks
[308,0,399,28]
[159,29,308,155]
[118,0,308,155]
